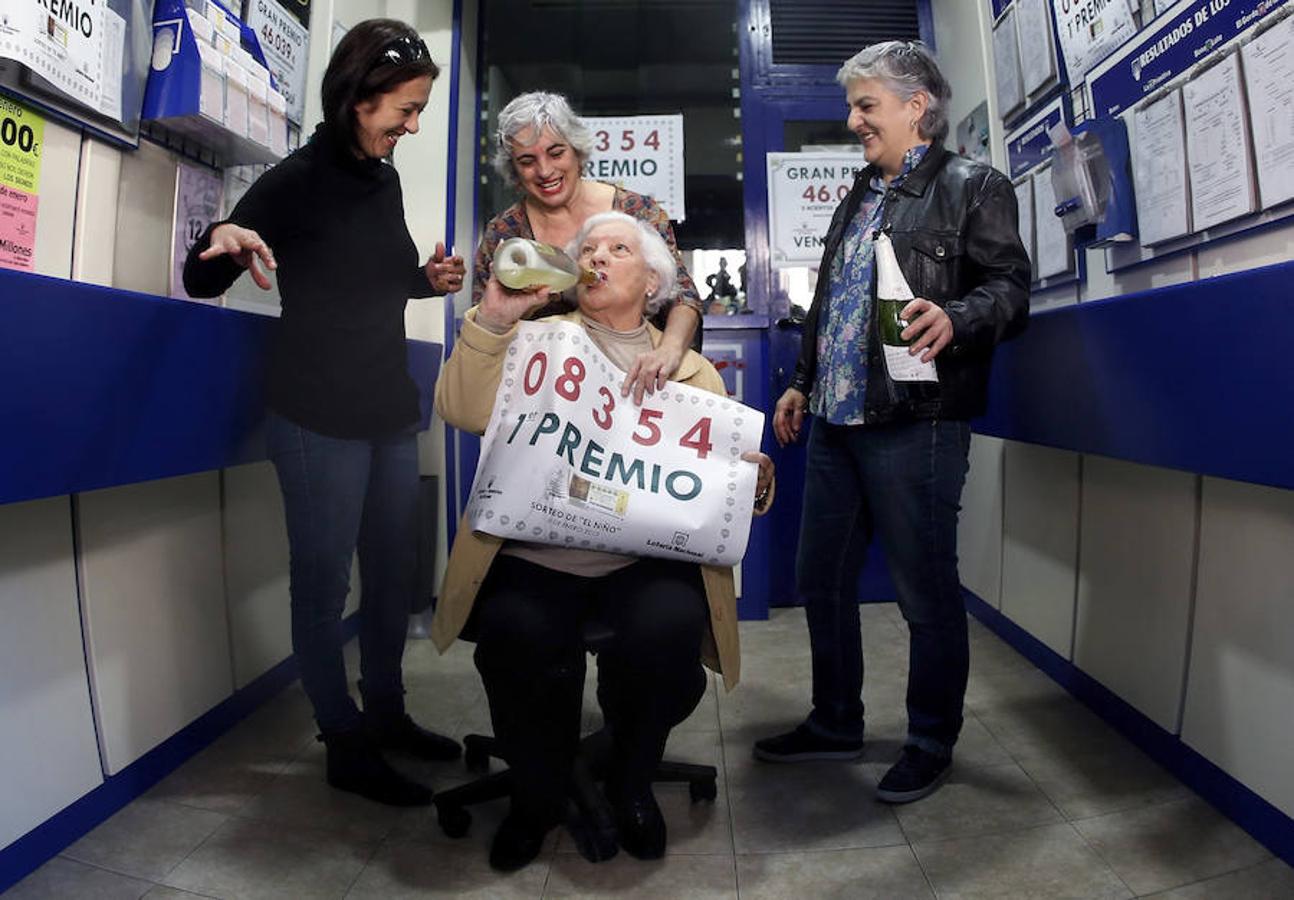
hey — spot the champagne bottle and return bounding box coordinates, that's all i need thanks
[493,237,602,292]
[874,232,939,393]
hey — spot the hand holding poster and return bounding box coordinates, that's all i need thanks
[467,320,766,567]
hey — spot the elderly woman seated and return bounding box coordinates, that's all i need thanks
[432,211,774,871]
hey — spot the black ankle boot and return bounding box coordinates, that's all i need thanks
[367,712,462,762]
[612,788,666,860]
[319,729,432,807]
[489,814,552,872]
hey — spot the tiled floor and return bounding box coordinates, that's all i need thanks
[7,605,1292,899]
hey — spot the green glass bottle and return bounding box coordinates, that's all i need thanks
[874,232,939,393]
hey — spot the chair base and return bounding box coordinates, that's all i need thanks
[433,728,718,861]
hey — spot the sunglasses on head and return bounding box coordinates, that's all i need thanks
[374,34,431,69]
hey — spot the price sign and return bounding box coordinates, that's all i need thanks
[765,152,866,268]
[467,320,765,566]
[245,0,308,124]
[582,114,686,221]
[0,98,42,273]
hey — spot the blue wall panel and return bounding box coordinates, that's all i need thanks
[0,268,441,505]
[975,260,1294,490]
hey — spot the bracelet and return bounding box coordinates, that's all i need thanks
[754,486,770,509]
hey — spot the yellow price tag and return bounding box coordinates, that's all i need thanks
[0,97,44,195]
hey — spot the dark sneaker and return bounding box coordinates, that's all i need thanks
[753,724,864,763]
[875,745,951,803]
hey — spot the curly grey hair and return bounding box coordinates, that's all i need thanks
[491,91,594,189]
[837,40,952,145]
[567,211,676,315]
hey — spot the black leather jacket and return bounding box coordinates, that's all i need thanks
[789,144,1030,424]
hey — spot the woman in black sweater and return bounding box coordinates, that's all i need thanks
[184,19,466,807]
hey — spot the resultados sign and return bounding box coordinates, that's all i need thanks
[467,320,766,567]
[582,115,686,221]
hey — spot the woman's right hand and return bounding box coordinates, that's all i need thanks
[772,387,808,447]
[475,276,551,334]
[198,223,277,290]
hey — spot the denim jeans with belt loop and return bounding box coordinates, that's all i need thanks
[797,417,972,757]
[265,411,420,734]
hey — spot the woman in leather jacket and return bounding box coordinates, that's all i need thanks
[752,41,1030,804]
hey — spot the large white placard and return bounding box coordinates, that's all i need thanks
[245,0,309,125]
[0,0,117,116]
[1131,89,1191,245]
[1241,15,1294,210]
[765,152,865,268]
[467,320,766,567]
[1017,0,1059,96]
[1183,52,1256,231]
[1052,0,1138,82]
[582,115,686,221]
[993,7,1025,117]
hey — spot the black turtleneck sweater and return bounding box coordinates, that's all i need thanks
[184,126,438,439]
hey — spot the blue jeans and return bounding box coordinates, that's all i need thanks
[266,412,419,734]
[798,418,971,757]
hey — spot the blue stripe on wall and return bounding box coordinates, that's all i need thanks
[0,269,441,505]
[974,259,1294,490]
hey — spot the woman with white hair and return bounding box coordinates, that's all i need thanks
[435,211,773,871]
[753,41,1030,804]
[473,91,703,403]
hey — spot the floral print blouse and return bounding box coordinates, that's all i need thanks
[811,144,929,425]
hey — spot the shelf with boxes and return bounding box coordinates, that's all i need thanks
[142,0,290,167]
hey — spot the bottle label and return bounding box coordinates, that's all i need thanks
[882,345,938,383]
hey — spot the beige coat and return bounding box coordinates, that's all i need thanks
[431,308,770,691]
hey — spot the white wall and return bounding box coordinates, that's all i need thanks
[931,0,1294,820]
[0,0,467,853]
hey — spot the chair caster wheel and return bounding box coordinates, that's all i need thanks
[690,777,718,803]
[437,804,471,838]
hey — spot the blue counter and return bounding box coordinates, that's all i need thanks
[0,268,442,505]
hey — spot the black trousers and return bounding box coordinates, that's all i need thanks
[471,554,709,827]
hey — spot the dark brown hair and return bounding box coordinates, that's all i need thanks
[321,19,440,150]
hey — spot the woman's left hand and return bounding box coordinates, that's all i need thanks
[900,298,954,363]
[621,341,685,404]
[741,450,774,512]
[425,242,466,294]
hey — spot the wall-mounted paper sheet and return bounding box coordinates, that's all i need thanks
[1017,0,1058,96]
[993,7,1025,118]
[1033,164,1073,279]
[1241,15,1294,210]
[1014,176,1036,281]
[1183,53,1257,231]
[1131,90,1191,246]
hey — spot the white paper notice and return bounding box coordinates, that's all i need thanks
[467,320,766,567]
[583,115,687,222]
[1014,176,1036,279]
[1034,165,1073,279]
[765,152,867,268]
[1016,0,1058,96]
[1183,53,1257,231]
[1241,16,1294,210]
[993,8,1025,117]
[245,0,309,125]
[1132,90,1191,246]
[97,7,124,122]
[875,233,938,384]
[1052,0,1137,82]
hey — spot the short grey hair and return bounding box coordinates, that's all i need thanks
[837,40,952,145]
[491,91,594,188]
[568,211,676,315]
